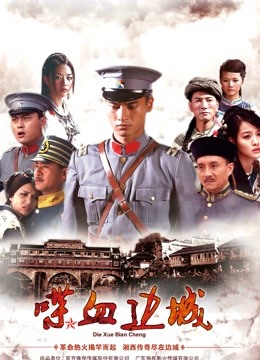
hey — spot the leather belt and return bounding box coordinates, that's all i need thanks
[14,147,20,172]
[95,139,158,239]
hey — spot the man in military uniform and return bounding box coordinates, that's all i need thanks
[168,77,221,163]
[28,135,76,239]
[189,136,259,231]
[62,65,198,247]
[0,92,51,193]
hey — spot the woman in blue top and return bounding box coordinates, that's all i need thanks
[218,59,257,122]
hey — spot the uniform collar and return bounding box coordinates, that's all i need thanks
[38,190,64,208]
[200,184,231,202]
[111,139,141,155]
[21,137,44,156]
[111,132,152,155]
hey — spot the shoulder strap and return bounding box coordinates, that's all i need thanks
[95,139,158,239]
[13,147,20,172]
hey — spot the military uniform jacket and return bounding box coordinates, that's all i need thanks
[62,132,197,243]
[194,186,259,231]
[28,190,64,240]
[0,138,43,192]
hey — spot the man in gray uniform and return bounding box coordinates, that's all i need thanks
[62,65,197,246]
[190,136,259,231]
[0,92,51,193]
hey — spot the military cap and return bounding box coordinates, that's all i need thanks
[33,136,76,167]
[5,92,52,116]
[190,136,237,163]
[96,65,162,102]
[184,77,222,101]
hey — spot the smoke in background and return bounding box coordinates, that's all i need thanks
[0,0,260,151]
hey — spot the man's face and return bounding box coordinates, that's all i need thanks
[11,112,46,146]
[196,155,234,194]
[189,91,219,125]
[34,161,66,195]
[106,96,153,144]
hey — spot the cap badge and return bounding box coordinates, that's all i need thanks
[117,79,125,89]
[40,140,50,154]
[18,101,24,107]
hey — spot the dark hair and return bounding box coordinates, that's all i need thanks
[5,169,35,204]
[41,53,75,97]
[222,106,260,141]
[219,59,246,97]
[219,59,246,79]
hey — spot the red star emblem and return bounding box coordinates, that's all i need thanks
[65,317,77,329]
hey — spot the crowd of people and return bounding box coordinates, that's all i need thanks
[0,54,259,249]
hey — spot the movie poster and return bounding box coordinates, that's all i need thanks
[0,1,259,359]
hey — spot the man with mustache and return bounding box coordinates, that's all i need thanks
[0,92,51,193]
[28,135,75,239]
[190,135,259,229]
[62,65,198,246]
[168,77,221,164]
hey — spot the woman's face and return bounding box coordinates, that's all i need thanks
[9,183,39,217]
[44,64,74,100]
[234,121,260,160]
[220,71,243,100]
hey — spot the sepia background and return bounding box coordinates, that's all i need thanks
[0,0,259,152]
[0,1,259,359]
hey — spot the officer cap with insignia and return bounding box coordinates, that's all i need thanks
[5,92,52,116]
[33,136,76,168]
[190,136,237,163]
[96,65,162,102]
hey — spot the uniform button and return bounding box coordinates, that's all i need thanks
[119,157,127,164]
[117,209,123,215]
[120,184,126,191]
[88,193,93,199]
[207,202,212,207]
[150,196,156,201]
[203,215,208,221]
